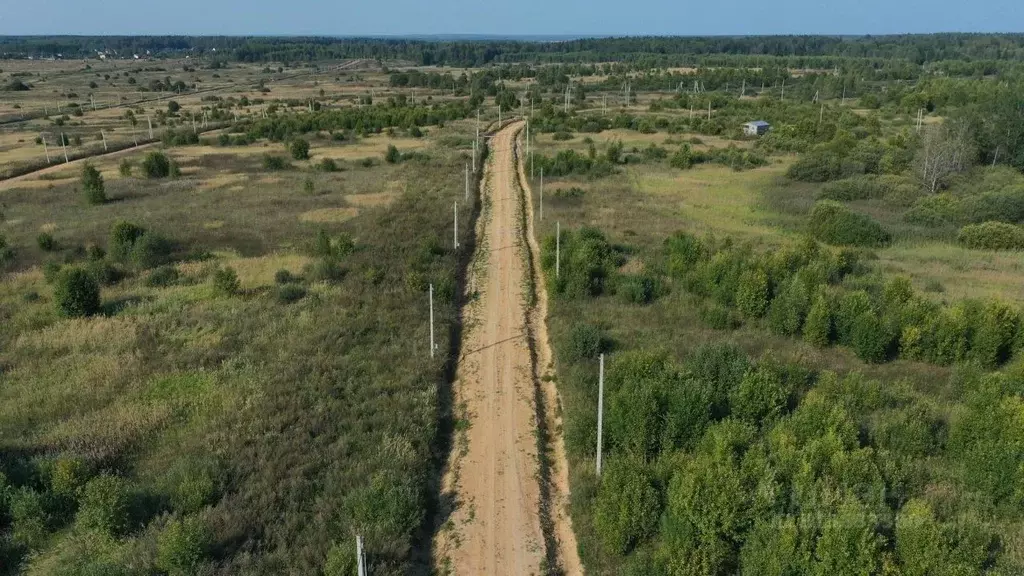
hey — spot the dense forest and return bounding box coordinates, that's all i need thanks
[5,34,1024,67]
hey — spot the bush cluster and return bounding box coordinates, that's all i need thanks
[808,201,892,247]
[542,226,623,299]
[664,231,1024,367]
[957,221,1024,250]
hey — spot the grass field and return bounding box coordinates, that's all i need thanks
[527,116,1024,573]
[0,99,482,572]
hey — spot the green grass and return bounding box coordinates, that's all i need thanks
[531,127,1024,575]
[0,125,480,574]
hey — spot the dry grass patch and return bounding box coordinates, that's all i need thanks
[346,191,398,208]
[298,206,359,224]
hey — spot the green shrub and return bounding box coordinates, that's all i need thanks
[324,542,358,576]
[82,162,106,204]
[803,290,834,347]
[972,300,1020,368]
[145,265,180,287]
[10,488,49,550]
[664,231,706,277]
[0,234,14,268]
[928,304,975,366]
[212,267,240,296]
[808,201,891,247]
[835,290,873,345]
[274,269,297,284]
[108,221,146,261]
[730,362,790,425]
[787,151,843,182]
[903,194,959,228]
[87,260,126,286]
[549,227,617,299]
[699,303,741,330]
[593,459,662,555]
[384,144,401,164]
[37,232,56,251]
[49,457,89,499]
[156,516,211,575]
[76,474,132,535]
[566,322,603,362]
[851,311,891,363]
[43,260,62,283]
[669,145,693,169]
[618,273,658,305]
[767,276,810,336]
[130,232,174,269]
[54,267,101,317]
[141,151,172,178]
[959,187,1024,225]
[262,155,289,170]
[552,131,574,141]
[317,157,340,172]
[305,258,345,283]
[276,284,307,304]
[303,178,315,195]
[289,138,310,160]
[736,268,769,319]
[818,175,891,201]
[957,222,1024,251]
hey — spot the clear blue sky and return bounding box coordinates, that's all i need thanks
[2,0,1021,36]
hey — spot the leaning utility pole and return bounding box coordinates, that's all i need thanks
[356,535,367,576]
[41,135,50,163]
[556,221,560,278]
[429,284,435,358]
[60,133,69,163]
[100,130,107,151]
[596,353,605,476]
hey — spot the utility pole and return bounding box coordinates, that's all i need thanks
[465,163,469,202]
[356,535,367,576]
[708,100,712,120]
[596,353,605,476]
[740,79,745,98]
[472,140,477,173]
[556,221,560,278]
[429,283,435,358]
[781,79,785,102]
[61,133,69,163]
[100,130,107,151]
[41,135,50,163]
[841,86,847,106]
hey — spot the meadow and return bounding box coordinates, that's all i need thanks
[4,34,1024,576]
[524,67,1024,574]
[0,60,485,572]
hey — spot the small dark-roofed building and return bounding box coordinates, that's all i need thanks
[743,120,771,136]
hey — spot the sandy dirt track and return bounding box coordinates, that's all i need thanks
[516,126,584,576]
[435,123,546,575]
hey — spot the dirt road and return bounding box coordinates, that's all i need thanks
[436,121,579,575]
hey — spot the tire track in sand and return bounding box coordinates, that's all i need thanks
[436,121,568,575]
